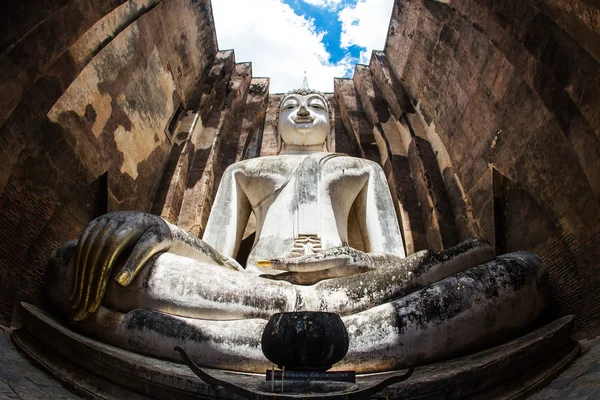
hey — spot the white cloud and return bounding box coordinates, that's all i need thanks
[301,0,342,10]
[339,0,394,64]
[212,0,353,93]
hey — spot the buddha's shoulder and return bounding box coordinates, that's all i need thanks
[324,154,383,172]
[225,154,382,175]
[224,156,299,175]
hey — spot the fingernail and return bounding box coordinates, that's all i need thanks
[257,260,272,268]
[72,310,87,322]
[116,270,131,286]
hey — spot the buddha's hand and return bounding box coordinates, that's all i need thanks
[69,211,173,321]
[265,246,372,273]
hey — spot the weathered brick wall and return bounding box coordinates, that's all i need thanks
[0,177,57,323]
[0,0,218,324]
[382,0,600,337]
[567,230,600,338]
[535,234,584,335]
[530,229,600,339]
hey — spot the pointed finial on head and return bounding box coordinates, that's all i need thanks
[301,71,309,90]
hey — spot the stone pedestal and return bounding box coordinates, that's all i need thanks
[12,303,579,400]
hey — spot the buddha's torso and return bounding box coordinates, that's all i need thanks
[232,153,373,268]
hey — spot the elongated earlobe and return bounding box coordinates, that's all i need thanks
[326,129,334,152]
[276,127,283,154]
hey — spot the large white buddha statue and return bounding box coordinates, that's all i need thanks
[46,89,548,373]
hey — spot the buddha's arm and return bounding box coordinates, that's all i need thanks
[354,161,406,257]
[68,166,250,321]
[67,210,244,321]
[202,164,252,258]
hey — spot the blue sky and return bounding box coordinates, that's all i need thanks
[282,0,364,66]
[212,0,394,93]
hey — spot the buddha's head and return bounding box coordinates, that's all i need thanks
[276,89,334,154]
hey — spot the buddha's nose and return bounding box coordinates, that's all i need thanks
[297,105,310,117]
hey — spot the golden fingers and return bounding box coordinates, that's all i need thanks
[115,270,131,286]
[76,220,118,318]
[88,228,139,313]
[71,220,106,309]
[69,222,96,302]
[115,232,171,287]
[69,213,172,321]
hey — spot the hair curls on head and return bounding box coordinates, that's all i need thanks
[275,89,334,154]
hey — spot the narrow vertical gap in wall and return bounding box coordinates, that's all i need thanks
[243,95,268,161]
[151,103,189,218]
[165,102,185,143]
[401,113,417,138]
[96,172,109,217]
[492,168,505,255]
[243,125,263,160]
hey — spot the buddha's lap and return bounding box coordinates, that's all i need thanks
[63,251,547,373]
[50,239,508,320]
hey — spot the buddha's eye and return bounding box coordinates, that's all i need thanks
[282,102,297,110]
[310,101,325,109]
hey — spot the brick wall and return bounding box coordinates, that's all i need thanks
[0,0,218,325]
[383,0,600,337]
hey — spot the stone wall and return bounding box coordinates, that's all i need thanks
[0,0,219,324]
[368,0,600,338]
[322,0,599,338]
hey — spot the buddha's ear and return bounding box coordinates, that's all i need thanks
[325,128,334,152]
[275,125,283,154]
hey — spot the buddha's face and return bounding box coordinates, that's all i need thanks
[278,94,330,148]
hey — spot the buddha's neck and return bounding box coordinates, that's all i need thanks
[281,144,325,155]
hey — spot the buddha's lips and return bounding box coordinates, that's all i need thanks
[293,117,314,124]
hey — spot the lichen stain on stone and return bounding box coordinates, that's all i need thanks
[125,310,210,343]
[174,32,192,72]
[13,117,94,202]
[395,282,466,333]
[124,309,261,348]
[392,256,536,335]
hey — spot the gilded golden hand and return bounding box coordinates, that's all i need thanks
[69,211,172,321]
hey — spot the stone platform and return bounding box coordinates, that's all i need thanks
[11,303,580,399]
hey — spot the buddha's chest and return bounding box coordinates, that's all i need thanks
[237,158,369,210]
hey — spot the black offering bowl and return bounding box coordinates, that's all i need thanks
[178,312,412,398]
[261,312,349,371]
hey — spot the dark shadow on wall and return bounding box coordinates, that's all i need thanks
[12,173,108,325]
[492,168,584,334]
